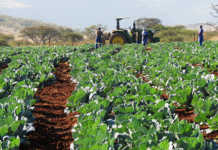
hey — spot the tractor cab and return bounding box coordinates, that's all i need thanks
[109,18,131,44]
[109,18,159,45]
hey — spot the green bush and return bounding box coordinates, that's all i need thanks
[0,33,13,46]
[155,26,197,42]
[0,39,9,46]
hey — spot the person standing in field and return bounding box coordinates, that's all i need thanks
[142,28,148,46]
[96,27,103,49]
[198,25,204,46]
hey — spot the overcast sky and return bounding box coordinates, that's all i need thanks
[0,0,217,30]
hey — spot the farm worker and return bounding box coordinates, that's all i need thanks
[96,27,103,49]
[142,28,148,46]
[198,25,204,46]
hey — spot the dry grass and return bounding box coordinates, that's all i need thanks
[205,31,218,41]
[208,36,218,41]
[73,40,95,46]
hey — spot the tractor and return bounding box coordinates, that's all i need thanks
[109,18,160,45]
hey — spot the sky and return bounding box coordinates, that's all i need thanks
[0,0,217,30]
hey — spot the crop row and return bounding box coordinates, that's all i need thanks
[67,42,217,149]
[0,42,217,149]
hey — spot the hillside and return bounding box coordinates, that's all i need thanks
[0,14,62,38]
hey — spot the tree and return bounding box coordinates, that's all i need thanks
[57,28,84,45]
[150,24,166,33]
[84,24,107,39]
[21,25,60,45]
[59,28,74,42]
[65,32,84,45]
[43,26,60,45]
[0,33,14,46]
[20,26,40,44]
[135,18,162,29]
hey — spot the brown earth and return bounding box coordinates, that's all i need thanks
[203,130,218,141]
[160,92,169,100]
[174,47,183,50]
[20,62,78,150]
[200,124,209,130]
[0,63,8,74]
[192,64,203,67]
[210,71,218,77]
[137,71,217,141]
[174,105,217,141]
[191,63,218,77]
[136,61,217,142]
[145,47,152,51]
[174,107,197,123]
[136,73,150,83]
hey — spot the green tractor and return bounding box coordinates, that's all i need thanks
[109,18,160,45]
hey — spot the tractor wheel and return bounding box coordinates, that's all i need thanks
[110,33,127,45]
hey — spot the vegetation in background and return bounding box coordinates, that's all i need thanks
[0,33,14,46]
[135,18,162,29]
[155,26,198,42]
[83,24,107,39]
[0,14,57,32]
[135,18,199,42]
[20,25,84,46]
[204,31,218,40]
[62,30,84,46]
[1,15,218,47]
[21,26,60,45]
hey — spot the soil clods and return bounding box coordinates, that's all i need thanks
[20,62,77,150]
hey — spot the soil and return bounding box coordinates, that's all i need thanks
[192,64,203,68]
[191,63,217,77]
[174,105,217,141]
[135,73,150,82]
[174,47,182,50]
[174,108,186,113]
[174,106,197,123]
[200,124,218,143]
[200,124,209,130]
[177,112,197,123]
[20,62,78,150]
[0,63,8,74]
[160,93,169,100]
[136,70,216,141]
[175,106,217,141]
[135,65,217,142]
[145,47,152,51]
[203,130,218,141]
[210,71,218,77]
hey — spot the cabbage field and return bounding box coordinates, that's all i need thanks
[0,41,217,150]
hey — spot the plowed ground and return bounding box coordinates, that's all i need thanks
[20,62,78,150]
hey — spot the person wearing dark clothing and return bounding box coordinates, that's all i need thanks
[96,28,103,49]
[199,25,204,46]
[142,28,148,46]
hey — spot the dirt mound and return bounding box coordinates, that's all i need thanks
[0,63,8,74]
[203,130,218,141]
[175,107,197,123]
[20,62,77,150]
